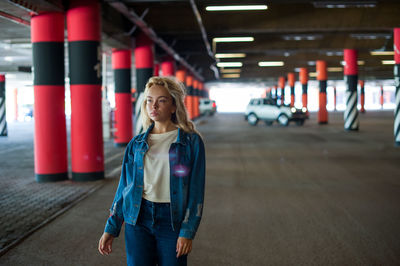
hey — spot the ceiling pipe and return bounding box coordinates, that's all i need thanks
[0,10,30,26]
[109,2,204,81]
[189,0,219,80]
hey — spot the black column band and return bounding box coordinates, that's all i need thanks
[114,69,131,93]
[0,81,4,97]
[69,41,102,85]
[345,75,358,92]
[319,80,327,93]
[33,42,64,85]
[302,84,307,95]
[136,68,153,94]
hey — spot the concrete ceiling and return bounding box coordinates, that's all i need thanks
[1,0,400,82]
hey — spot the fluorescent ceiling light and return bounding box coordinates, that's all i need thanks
[213,37,254,43]
[220,68,241,73]
[307,61,316,66]
[370,51,395,56]
[217,62,243,67]
[206,5,267,11]
[313,1,376,8]
[222,74,240,78]
[215,53,246,58]
[258,61,284,67]
[327,67,343,72]
[283,34,323,41]
[340,60,365,66]
[350,33,391,40]
[4,56,13,62]
[309,72,318,77]
[382,60,395,65]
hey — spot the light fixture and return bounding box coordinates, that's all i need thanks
[258,61,284,67]
[327,67,343,72]
[282,34,323,41]
[222,74,240,78]
[4,56,13,62]
[382,60,395,65]
[220,68,241,73]
[309,72,318,77]
[340,60,365,66]
[213,37,254,43]
[370,51,395,56]
[350,33,391,40]
[206,5,267,11]
[215,53,246,58]
[217,62,243,67]
[313,1,376,8]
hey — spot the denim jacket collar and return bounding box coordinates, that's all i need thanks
[135,123,188,146]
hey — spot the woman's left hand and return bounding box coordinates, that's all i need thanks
[176,237,192,257]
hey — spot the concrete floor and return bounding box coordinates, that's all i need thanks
[1,111,400,265]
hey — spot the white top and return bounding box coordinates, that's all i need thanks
[143,129,178,203]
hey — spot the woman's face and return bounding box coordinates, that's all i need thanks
[146,85,176,123]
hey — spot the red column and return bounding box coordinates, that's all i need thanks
[31,12,68,182]
[153,63,160,76]
[161,56,175,76]
[288,72,295,107]
[394,28,400,145]
[317,60,328,124]
[359,80,365,113]
[193,79,199,119]
[67,0,104,181]
[186,75,194,119]
[278,76,286,106]
[344,49,359,131]
[299,68,308,110]
[176,69,187,111]
[112,49,133,146]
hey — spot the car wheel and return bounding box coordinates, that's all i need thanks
[265,121,273,126]
[247,113,259,126]
[278,114,289,126]
[296,120,305,126]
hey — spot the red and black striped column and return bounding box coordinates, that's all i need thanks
[333,86,337,111]
[273,85,278,100]
[31,12,68,182]
[317,60,328,124]
[0,74,7,137]
[134,32,154,135]
[380,86,384,109]
[112,49,132,147]
[67,0,104,181]
[288,73,295,107]
[299,68,308,110]
[193,79,199,119]
[394,28,400,145]
[153,62,160,76]
[359,80,365,113]
[344,49,359,131]
[186,74,194,119]
[161,56,175,76]
[278,76,285,106]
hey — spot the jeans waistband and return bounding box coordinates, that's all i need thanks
[142,197,171,207]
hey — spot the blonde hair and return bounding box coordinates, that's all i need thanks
[141,76,200,135]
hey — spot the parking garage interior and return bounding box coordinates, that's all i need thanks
[1,0,400,265]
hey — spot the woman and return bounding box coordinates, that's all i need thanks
[98,76,206,266]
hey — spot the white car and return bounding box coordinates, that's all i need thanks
[245,98,307,126]
[199,98,217,116]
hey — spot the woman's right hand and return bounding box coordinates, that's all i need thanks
[98,232,114,255]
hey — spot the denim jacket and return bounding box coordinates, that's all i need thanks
[104,123,206,239]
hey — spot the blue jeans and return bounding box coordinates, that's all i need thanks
[125,198,187,266]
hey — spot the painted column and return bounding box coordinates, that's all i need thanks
[134,32,154,135]
[317,60,328,124]
[333,86,337,111]
[153,63,160,76]
[344,49,359,131]
[193,79,199,119]
[31,12,68,182]
[273,85,278,100]
[186,74,194,119]
[359,80,365,113]
[161,57,175,76]
[380,86,384,109]
[299,68,308,110]
[0,75,7,136]
[288,72,295,107]
[112,49,132,147]
[278,76,285,106]
[176,69,188,112]
[394,28,400,146]
[67,0,104,181]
